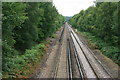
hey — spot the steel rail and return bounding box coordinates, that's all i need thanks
[71,31,99,78]
[67,25,98,79]
[70,28,111,78]
[53,25,66,79]
[67,25,87,79]
[68,24,111,79]
[69,35,87,80]
[67,38,73,80]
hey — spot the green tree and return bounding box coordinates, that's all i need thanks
[14,3,42,51]
[2,2,27,55]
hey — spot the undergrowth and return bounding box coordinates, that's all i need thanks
[2,43,46,78]
[79,31,120,66]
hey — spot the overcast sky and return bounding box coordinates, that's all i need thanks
[53,0,95,16]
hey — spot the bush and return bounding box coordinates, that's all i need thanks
[2,44,46,78]
[80,31,120,66]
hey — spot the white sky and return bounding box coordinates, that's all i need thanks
[53,0,95,16]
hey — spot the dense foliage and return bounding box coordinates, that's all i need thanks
[69,2,119,65]
[2,2,64,78]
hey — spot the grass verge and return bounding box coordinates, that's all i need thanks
[79,31,120,66]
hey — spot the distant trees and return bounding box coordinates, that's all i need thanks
[64,16,72,22]
[69,2,119,47]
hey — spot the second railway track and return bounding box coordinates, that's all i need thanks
[67,32,87,79]
[66,22,111,79]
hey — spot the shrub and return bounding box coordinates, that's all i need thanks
[2,44,46,78]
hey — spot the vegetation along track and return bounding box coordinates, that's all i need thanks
[66,22,112,79]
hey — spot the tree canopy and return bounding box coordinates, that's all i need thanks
[69,2,120,65]
[2,2,64,74]
[70,2,119,47]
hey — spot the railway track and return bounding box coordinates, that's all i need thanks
[53,24,66,79]
[34,22,114,79]
[66,22,111,79]
[67,33,86,79]
[35,24,67,78]
[67,37,87,79]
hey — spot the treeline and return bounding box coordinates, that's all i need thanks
[70,2,119,64]
[2,2,64,77]
[70,2,119,47]
[3,2,64,53]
